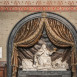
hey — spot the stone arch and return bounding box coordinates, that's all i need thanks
[7,12,77,77]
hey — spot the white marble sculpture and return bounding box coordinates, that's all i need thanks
[33,44,56,70]
[52,58,69,71]
[22,59,36,71]
[22,44,69,71]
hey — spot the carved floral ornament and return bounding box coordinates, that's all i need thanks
[11,13,76,77]
[0,0,77,12]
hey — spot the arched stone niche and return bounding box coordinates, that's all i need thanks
[7,12,77,77]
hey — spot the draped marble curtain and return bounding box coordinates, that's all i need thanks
[11,18,76,77]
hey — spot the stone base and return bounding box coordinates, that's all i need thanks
[18,70,71,77]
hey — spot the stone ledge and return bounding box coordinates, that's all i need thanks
[18,70,71,77]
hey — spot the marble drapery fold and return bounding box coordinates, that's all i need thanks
[45,18,74,47]
[12,18,44,77]
[11,17,76,77]
[44,18,76,77]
